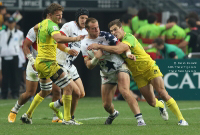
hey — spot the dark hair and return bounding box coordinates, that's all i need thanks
[47,3,64,14]
[75,8,89,24]
[138,8,148,20]
[147,14,157,24]
[85,18,97,29]
[108,19,122,29]
[0,5,6,11]
[153,38,164,46]
[168,15,178,23]
[187,12,199,21]
[187,18,196,27]
[42,8,49,20]
[120,14,132,24]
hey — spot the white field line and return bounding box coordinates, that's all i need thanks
[0,103,14,106]
[180,107,200,110]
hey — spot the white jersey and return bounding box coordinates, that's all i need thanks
[26,27,37,58]
[57,21,88,68]
[81,31,124,75]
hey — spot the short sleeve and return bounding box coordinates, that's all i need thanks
[184,35,190,42]
[80,39,88,57]
[26,27,36,43]
[158,25,166,33]
[60,23,71,37]
[122,35,135,48]
[47,20,60,36]
[100,31,118,45]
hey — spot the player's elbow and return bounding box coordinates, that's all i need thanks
[115,48,124,54]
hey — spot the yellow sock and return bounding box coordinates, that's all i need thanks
[166,98,185,121]
[26,94,44,118]
[155,98,164,108]
[62,95,72,121]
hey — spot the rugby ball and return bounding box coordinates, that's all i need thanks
[87,50,105,60]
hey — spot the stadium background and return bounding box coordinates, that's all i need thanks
[2,0,200,98]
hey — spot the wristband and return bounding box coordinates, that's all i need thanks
[148,44,153,49]
[90,57,99,65]
[126,51,131,57]
[64,47,70,53]
[27,54,35,65]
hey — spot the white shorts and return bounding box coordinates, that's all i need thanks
[26,60,39,82]
[101,64,130,84]
[63,64,79,81]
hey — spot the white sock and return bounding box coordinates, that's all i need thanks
[111,109,117,116]
[52,112,59,120]
[54,100,62,109]
[11,101,22,113]
[135,113,144,123]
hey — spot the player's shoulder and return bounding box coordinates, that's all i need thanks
[99,31,111,37]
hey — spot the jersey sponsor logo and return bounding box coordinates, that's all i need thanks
[154,70,158,74]
[53,26,59,31]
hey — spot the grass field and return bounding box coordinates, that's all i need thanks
[0,97,200,135]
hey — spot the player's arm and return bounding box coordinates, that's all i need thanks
[57,43,79,56]
[23,38,35,69]
[178,35,189,53]
[88,41,129,54]
[165,22,175,29]
[83,50,102,69]
[53,33,85,43]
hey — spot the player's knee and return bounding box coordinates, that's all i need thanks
[120,90,130,100]
[73,90,81,99]
[103,102,112,110]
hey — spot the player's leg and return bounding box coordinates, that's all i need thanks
[102,83,119,125]
[8,80,38,123]
[151,76,188,125]
[117,71,146,126]
[51,84,62,123]
[8,61,39,123]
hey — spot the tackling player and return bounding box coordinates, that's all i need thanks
[81,18,146,126]
[88,19,188,126]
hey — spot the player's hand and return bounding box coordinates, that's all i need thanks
[87,43,99,50]
[127,54,136,61]
[93,49,103,59]
[75,35,85,41]
[68,49,79,56]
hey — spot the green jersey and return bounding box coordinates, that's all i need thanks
[136,23,166,52]
[160,43,185,59]
[131,16,148,46]
[122,25,132,34]
[184,27,190,34]
[161,25,186,46]
[37,19,60,60]
[131,16,148,33]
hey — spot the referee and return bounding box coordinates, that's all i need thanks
[0,17,24,99]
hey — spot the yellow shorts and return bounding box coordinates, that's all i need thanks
[35,58,61,79]
[133,65,163,89]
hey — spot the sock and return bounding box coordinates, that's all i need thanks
[135,113,144,123]
[12,101,23,113]
[54,99,63,108]
[71,115,75,119]
[166,98,185,121]
[110,110,117,116]
[26,94,44,118]
[155,98,164,108]
[62,95,72,121]
[52,112,59,120]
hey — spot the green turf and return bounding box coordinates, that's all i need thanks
[0,98,200,135]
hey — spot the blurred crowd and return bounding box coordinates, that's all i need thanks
[0,5,200,100]
[0,5,26,99]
